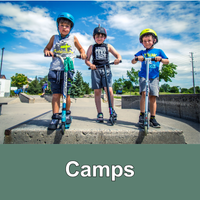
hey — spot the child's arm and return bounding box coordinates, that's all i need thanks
[44,35,55,57]
[74,36,87,60]
[85,45,96,70]
[108,44,122,65]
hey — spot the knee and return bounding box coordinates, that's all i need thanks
[141,92,146,98]
[53,94,61,100]
[149,95,156,102]
[94,89,101,96]
[109,87,113,95]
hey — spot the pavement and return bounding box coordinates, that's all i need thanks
[0,96,200,144]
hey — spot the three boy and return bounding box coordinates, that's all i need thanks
[45,12,168,129]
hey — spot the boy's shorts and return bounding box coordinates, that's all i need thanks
[91,67,112,90]
[139,77,159,97]
[48,70,74,94]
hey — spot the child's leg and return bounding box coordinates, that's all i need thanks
[66,95,71,111]
[52,93,61,113]
[149,95,156,116]
[104,87,114,107]
[140,91,146,113]
[94,89,102,113]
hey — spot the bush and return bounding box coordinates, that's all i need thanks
[169,86,179,93]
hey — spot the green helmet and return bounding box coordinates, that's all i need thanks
[139,28,158,44]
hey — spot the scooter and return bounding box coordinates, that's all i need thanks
[89,60,122,125]
[139,57,156,135]
[45,53,81,135]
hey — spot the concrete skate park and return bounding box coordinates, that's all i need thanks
[1,93,200,144]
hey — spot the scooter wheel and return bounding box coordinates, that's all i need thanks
[110,116,115,126]
[61,124,65,135]
[144,126,148,136]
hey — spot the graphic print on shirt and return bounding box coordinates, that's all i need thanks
[95,47,107,60]
[144,53,157,69]
[53,40,73,55]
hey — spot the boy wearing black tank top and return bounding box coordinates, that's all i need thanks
[85,25,122,123]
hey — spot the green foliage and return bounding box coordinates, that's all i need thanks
[159,87,164,92]
[195,86,200,94]
[83,81,92,94]
[159,63,177,82]
[113,77,125,91]
[169,86,179,93]
[11,73,28,88]
[160,83,171,92]
[181,88,189,93]
[71,71,86,97]
[188,86,200,94]
[27,76,41,94]
[127,68,139,86]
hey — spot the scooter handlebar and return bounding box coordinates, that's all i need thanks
[88,60,122,70]
[135,57,156,62]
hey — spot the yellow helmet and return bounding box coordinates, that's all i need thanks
[139,28,158,44]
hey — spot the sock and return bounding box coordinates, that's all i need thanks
[140,112,144,116]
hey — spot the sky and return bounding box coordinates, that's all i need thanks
[0,0,200,89]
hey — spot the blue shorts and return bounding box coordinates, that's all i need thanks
[91,67,112,90]
[48,70,74,94]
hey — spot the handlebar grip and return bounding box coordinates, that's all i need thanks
[44,53,55,57]
[76,55,81,59]
[151,58,156,61]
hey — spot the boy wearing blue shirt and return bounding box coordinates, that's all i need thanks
[132,28,169,128]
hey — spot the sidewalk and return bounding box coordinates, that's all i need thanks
[0,97,52,144]
[1,97,200,144]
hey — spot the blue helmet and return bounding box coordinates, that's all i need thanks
[56,12,75,38]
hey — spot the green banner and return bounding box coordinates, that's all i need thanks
[0,145,199,199]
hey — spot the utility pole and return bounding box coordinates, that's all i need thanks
[0,47,5,78]
[190,52,195,94]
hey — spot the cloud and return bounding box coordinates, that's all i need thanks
[0,2,57,45]
[2,51,50,78]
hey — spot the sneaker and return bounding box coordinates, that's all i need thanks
[97,112,104,123]
[48,113,60,130]
[150,117,161,128]
[139,114,144,126]
[66,110,72,124]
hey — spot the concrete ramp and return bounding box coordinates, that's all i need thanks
[4,98,186,144]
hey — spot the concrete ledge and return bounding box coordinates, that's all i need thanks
[19,93,35,103]
[122,94,200,123]
[4,126,185,144]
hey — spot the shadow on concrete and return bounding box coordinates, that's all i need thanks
[135,131,146,144]
[158,112,200,133]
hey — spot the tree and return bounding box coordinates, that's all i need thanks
[159,63,177,82]
[127,68,139,86]
[181,88,189,93]
[11,73,28,88]
[83,81,92,94]
[113,77,125,91]
[123,80,133,92]
[169,86,179,93]
[195,86,200,94]
[71,71,84,97]
[27,76,41,94]
[160,83,171,92]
